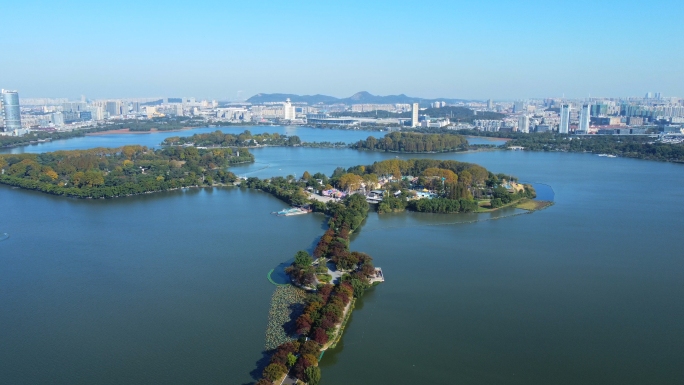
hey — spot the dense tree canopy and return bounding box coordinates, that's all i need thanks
[0,145,251,198]
[163,130,301,147]
[352,132,468,153]
[505,133,684,163]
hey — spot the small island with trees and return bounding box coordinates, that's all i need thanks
[351,131,468,153]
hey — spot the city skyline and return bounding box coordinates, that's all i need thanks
[2,0,683,100]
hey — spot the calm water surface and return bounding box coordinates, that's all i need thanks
[0,126,387,154]
[1,132,682,384]
[0,126,505,155]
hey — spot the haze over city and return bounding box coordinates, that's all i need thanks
[3,0,683,100]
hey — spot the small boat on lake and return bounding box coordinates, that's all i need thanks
[272,207,311,216]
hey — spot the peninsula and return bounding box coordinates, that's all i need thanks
[244,158,545,385]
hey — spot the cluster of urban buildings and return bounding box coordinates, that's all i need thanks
[477,94,684,135]
[2,89,683,137]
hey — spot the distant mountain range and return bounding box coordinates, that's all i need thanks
[246,91,473,106]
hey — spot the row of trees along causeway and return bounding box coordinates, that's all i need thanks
[163,130,302,147]
[504,133,684,163]
[254,194,376,385]
[351,131,468,152]
[0,145,253,198]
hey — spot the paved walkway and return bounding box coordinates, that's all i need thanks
[326,261,344,284]
[280,374,298,385]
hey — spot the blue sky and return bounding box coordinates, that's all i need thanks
[2,0,683,100]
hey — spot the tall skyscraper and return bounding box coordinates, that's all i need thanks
[487,99,493,110]
[283,98,295,120]
[411,103,419,127]
[1,89,22,132]
[106,101,119,117]
[513,101,525,113]
[518,115,530,133]
[52,111,65,127]
[559,104,570,134]
[579,104,590,132]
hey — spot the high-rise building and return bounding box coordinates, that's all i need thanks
[106,101,119,117]
[590,104,607,117]
[513,101,525,113]
[579,104,591,132]
[1,89,22,132]
[283,98,295,120]
[52,111,65,127]
[411,103,419,127]
[517,115,530,133]
[88,106,105,121]
[487,99,493,110]
[559,104,571,134]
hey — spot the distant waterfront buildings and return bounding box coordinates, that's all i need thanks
[559,104,571,134]
[1,89,22,132]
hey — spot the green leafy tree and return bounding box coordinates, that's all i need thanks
[305,366,321,385]
[294,251,313,268]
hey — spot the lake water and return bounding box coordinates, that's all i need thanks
[1,131,682,384]
[0,125,505,155]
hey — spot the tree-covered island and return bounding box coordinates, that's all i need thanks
[163,130,302,147]
[162,129,349,150]
[244,158,538,215]
[0,145,253,198]
[351,131,469,152]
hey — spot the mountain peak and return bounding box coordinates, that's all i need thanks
[349,91,373,100]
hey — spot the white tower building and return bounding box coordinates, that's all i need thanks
[518,115,530,133]
[579,104,590,132]
[283,98,295,121]
[559,104,571,134]
[411,103,419,127]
